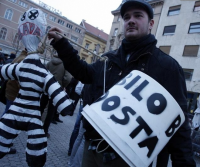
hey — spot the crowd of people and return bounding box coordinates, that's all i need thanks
[0,0,198,166]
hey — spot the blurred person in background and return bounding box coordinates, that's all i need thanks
[43,55,72,137]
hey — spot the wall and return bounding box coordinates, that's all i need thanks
[80,32,107,64]
[156,0,200,93]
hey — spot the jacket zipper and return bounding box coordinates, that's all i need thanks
[118,52,151,76]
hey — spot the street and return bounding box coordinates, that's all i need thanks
[0,101,199,167]
[0,101,76,167]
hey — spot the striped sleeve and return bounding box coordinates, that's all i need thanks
[0,63,18,80]
[44,73,72,113]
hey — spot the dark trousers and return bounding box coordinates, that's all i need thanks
[43,99,56,134]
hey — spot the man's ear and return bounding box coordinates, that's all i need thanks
[149,19,154,31]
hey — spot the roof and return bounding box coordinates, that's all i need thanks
[81,20,109,41]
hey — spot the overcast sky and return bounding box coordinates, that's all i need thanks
[33,0,123,34]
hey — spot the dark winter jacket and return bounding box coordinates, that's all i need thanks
[52,36,195,167]
[5,53,16,64]
[0,53,5,65]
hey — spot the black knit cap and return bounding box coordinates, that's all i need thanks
[120,0,154,19]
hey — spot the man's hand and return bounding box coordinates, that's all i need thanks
[48,27,63,42]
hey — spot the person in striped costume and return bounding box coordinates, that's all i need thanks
[0,8,74,167]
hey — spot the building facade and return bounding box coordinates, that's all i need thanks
[156,0,200,112]
[105,0,164,52]
[79,20,108,64]
[0,0,85,61]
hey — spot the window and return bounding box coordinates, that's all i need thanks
[159,46,171,55]
[183,69,194,81]
[188,22,200,33]
[29,6,36,9]
[58,19,64,25]
[117,16,121,21]
[183,45,199,57]
[168,5,181,16]
[75,27,81,33]
[71,36,78,42]
[8,0,17,3]
[18,1,28,8]
[0,28,7,40]
[163,25,176,35]
[66,23,73,29]
[4,9,13,20]
[85,43,89,49]
[49,15,56,22]
[113,28,118,36]
[13,33,19,44]
[44,12,48,18]
[194,1,200,12]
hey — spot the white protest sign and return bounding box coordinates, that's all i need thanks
[82,70,185,167]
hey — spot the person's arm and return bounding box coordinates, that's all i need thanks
[0,63,19,81]
[43,73,74,116]
[48,27,98,84]
[51,38,96,84]
[164,65,196,166]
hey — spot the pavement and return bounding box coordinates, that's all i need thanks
[0,101,200,167]
[0,101,78,167]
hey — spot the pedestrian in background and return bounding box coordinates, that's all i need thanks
[0,52,5,86]
[4,54,8,61]
[0,52,5,66]
[65,77,80,115]
[68,81,84,156]
[43,55,72,137]
[68,84,92,167]
[5,53,16,64]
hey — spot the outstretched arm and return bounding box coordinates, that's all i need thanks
[44,73,74,116]
[48,27,97,84]
[0,63,19,81]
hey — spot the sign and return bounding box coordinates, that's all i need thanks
[82,70,185,167]
[39,1,62,15]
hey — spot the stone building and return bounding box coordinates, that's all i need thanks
[105,0,164,52]
[80,20,108,64]
[0,0,85,62]
[156,0,200,112]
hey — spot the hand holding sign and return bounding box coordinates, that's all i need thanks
[82,70,185,167]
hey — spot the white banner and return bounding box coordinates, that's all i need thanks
[82,70,185,167]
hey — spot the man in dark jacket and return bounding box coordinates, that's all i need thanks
[48,0,195,166]
[0,52,5,66]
